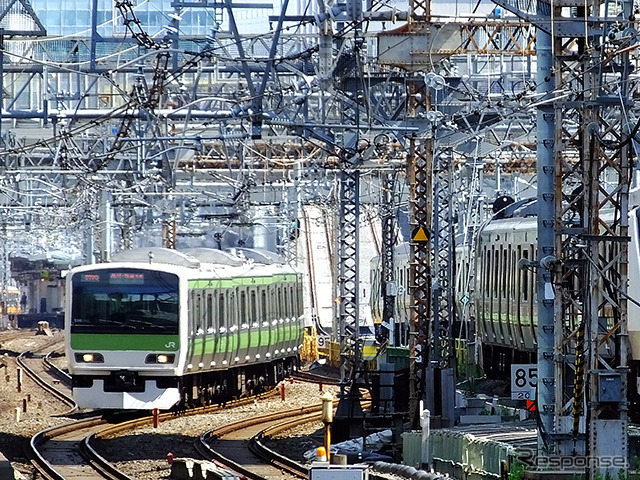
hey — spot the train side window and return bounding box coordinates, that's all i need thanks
[189,290,195,332]
[206,294,213,329]
[529,245,535,302]
[492,248,498,298]
[195,293,202,332]
[500,248,507,299]
[517,245,522,300]
[511,250,516,300]
[522,250,529,301]
[240,291,247,323]
[293,285,298,315]
[289,285,295,318]
[483,246,489,295]
[250,290,257,324]
[488,248,493,298]
[277,287,283,319]
[218,293,225,329]
[283,287,290,318]
[261,290,267,322]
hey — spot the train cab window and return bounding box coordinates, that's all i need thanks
[71,269,179,334]
[261,290,267,322]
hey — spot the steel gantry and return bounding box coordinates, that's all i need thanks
[494,0,634,474]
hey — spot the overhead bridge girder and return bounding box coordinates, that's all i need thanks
[378,21,535,69]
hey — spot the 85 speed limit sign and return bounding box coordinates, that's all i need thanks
[511,364,537,400]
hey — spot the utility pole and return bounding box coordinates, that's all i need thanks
[380,171,397,345]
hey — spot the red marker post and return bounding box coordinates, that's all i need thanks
[153,408,160,428]
[280,383,285,401]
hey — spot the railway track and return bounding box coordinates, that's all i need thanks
[17,350,75,409]
[30,387,288,480]
[196,404,324,480]
[24,359,340,480]
[197,395,371,480]
[291,370,340,385]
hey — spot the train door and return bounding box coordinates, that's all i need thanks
[212,290,224,367]
[188,290,203,370]
[288,281,301,354]
[295,279,304,351]
[248,287,259,362]
[276,285,285,356]
[487,245,498,343]
[237,287,250,363]
[513,245,525,349]
[258,287,269,360]
[204,291,216,368]
[497,245,508,345]
[268,285,277,358]
[228,289,239,365]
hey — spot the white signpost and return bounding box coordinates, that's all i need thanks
[511,364,537,400]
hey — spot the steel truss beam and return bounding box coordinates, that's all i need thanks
[527,0,634,476]
[431,150,455,368]
[409,136,432,428]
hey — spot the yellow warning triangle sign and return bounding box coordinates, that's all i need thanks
[412,227,429,242]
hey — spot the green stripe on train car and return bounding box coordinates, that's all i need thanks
[260,330,269,345]
[71,334,179,351]
[188,274,298,289]
[217,336,228,353]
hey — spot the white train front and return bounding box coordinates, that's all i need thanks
[65,248,304,410]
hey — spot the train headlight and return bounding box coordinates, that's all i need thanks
[75,353,104,363]
[145,354,175,364]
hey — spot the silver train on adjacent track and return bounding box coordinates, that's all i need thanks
[371,199,640,404]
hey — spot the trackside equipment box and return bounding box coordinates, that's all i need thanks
[310,463,368,480]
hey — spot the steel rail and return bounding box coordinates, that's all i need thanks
[17,351,75,408]
[196,405,326,480]
[30,389,281,480]
[43,351,72,386]
[249,412,318,477]
[290,371,340,385]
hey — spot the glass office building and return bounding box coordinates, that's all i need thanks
[28,0,278,38]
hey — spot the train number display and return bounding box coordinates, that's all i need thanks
[511,364,537,400]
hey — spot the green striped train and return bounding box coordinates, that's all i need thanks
[65,247,304,410]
